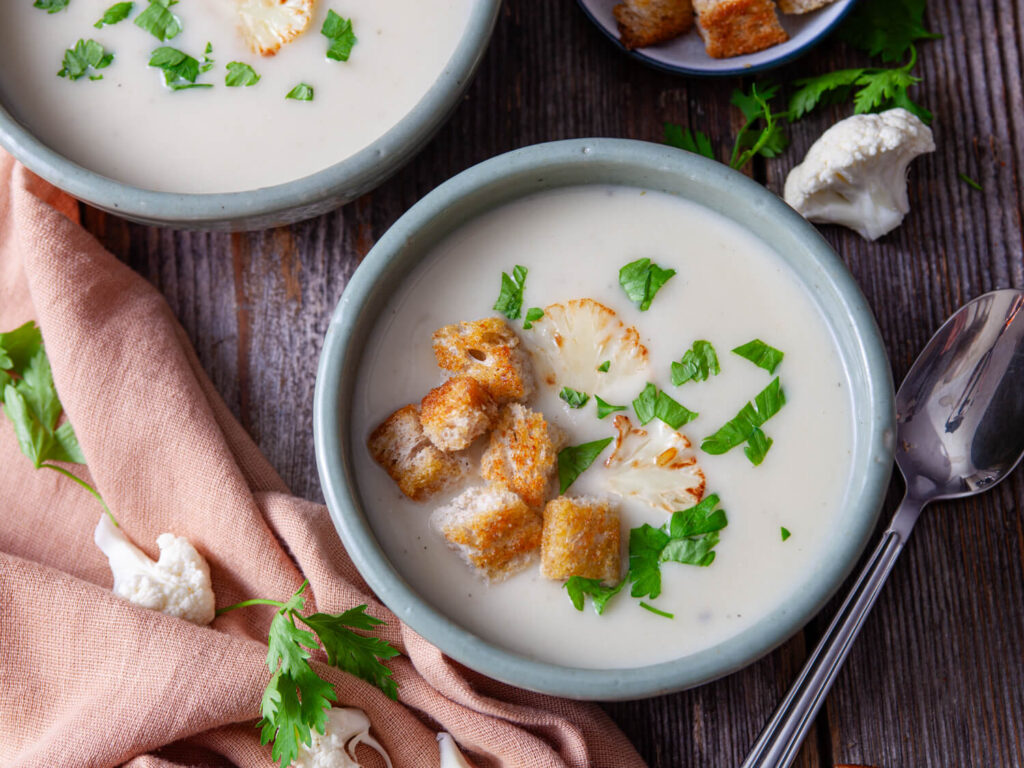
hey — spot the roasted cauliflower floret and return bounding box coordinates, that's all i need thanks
[237,0,313,56]
[430,485,542,581]
[432,317,534,403]
[613,0,694,49]
[368,405,466,501]
[604,414,705,513]
[481,404,564,508]
[420,375,498,452]
[540,496,622,586]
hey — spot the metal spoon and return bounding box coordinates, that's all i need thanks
[741,288,1024,768]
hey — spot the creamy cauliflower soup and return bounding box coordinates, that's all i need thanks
[354,185,854,669]
[0,0,471,193]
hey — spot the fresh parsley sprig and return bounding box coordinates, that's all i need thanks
[664,123,715,160]
[58,39,114,82]
[729,83,789,171]
[839,0,942,63]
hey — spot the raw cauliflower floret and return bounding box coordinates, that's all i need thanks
[292,707,393,768]
[527,299,649,401]
[481,404,564,508]
[540,496,621,586]
[237,0,313,56]
[784,108,936,241]
[604,414,705,513]
[368,405,467,501]
[432,317,534,403]
[420,375,498,452]
[94,515,215,625]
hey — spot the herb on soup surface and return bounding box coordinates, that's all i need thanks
[781,526,792,541]
[492,264,527,320]
[34,0,70,13]
[557,437,613,493]
[200,42,214,74]
[619,257,676,311]
[595,395,626,420]
[701,377,786,457]
[559,387,589,409]
[564,576,624,615]
[671,340,719,385]
[640,602,674,619]
[744,426,774,465]
[523,307,544,329]
[58,39,114,82]
[321,9,357,62]
[135,0,182,41]
[94,2,133,27]
[732,338,784,374]
[598,360,610,373]
[149,47,213,90]
[633,383,697,429]
[225,61,260,87]
[286,82,314,101]
[663,123,715,160]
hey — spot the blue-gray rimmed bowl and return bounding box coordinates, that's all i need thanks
[577,0,858,77]
[0,1,500,231]
[313,138,894,700]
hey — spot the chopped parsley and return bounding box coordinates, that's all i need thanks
[321,9,357,62]
[781,526,792,541]
[286,82,314,101]
[58,39,113,82]
[732,338,784,374]
[557,437,613,493]
[619,257,676,311]
[671,340,720,385]
[559,387,589,409]
[743,426,774,466]
[639,602,674,619]
[523,307,544,329]
[565,577,624,615]
[225,61,260,87]
[199,42,213,73]
[633,383,698,429]
[958,172,983,192]
[701,377,785,456]
[663,123,714,160]
[492,265,527,320]
[597,360,610,373]
[134,0,182,41]
[595,395,626,420]
[34,0,70,12]
[148,46,213,90]
[94,1,133,27]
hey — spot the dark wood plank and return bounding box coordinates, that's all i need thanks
[79,0,1024,765]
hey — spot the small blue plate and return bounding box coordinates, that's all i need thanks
[577,0,858,77]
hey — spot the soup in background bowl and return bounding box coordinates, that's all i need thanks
[314,138,895,700]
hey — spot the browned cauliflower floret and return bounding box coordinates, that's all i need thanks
[237,0,313,56]
[540,496,622,586]
[367,405,466,501]
[432,317,534,403]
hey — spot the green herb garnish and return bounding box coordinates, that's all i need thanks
[597,360,610,373]
[781,526,792,541]
[732,338,784,374]
[523,307,544,329]
[595,395,626,420]
[671,340,719,385]
[663,123,714,160]
[633,383,697,429]
[225,61,260,87]
[559,387,589,409]
[839,0,941,63]
[619,258,675,311]
[730,83,789,171]
[958,173,982,192]
[492,265,527,320]
[565,576,624,615]
[321,9,357,62]
[743,426,774,466]
[94,1,133,27]
[639,602,674,619]
[286,82,314,101]
[58,39,113,82]
[557,437,613,493]
[34,0,70,13]
[199,42,214,73]
[701,377,785,455]
[134,0,182,41]
[149,46,213,90]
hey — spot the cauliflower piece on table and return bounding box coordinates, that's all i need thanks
[237,0,313,56]
[368,405,467,501]
[432,317,534,403]
[540,496,622,586]
[481,403,564,509]
[420,375,498,452]
[93,515,215,625]
[784,108,936,241]
[292,707,393,768]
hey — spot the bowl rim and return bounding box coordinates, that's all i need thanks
[0,0,501,227]
[313,137,895,701]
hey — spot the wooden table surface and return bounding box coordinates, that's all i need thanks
[80,1,1024,765]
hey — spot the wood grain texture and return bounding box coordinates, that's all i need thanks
[79,0,1024,765]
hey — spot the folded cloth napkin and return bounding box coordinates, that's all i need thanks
[0,152,647,768]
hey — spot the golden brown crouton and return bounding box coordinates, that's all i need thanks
[367,405,465,501]
[430,485,542,581]
[420,376,498,452]
[693,0,788,58]
[777,0,834,12]
[541,496,621,585]
[614,0,695,49]
[432,317,534,403]
[481,404,563,509]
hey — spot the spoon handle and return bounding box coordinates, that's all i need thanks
[740,498,920,768]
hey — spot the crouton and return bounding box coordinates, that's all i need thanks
[432,317,534,403]
[777,0,834,12]
[420,376,498,452]
[367,405,465,501]
[692,0,788,58]
[481,404,563,508]
[541,496,622,585]
[613,0,695,49]
[430,485,542,581]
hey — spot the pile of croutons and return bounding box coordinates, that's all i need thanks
[368,316,621,585]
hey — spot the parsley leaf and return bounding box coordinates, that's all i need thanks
[958,173,982,192]
[639,601,674,619]
[743,426,774,465]
[199,42,214,73]
[565,576,624,615]
[597,360,610,373]
[557,437,613,493]
[619,258,676,311]
[321,9,357,62]
[559,387,589,409]
[149,46,212,90]
[732,338,784,373]
[788,68,864,120]
[839,0,941,63]
[95,1,133,27]
[671,340,719,385]
[633,382,658,425]
[302,606,400,700]
[523,307,544,329]
[664,122,715,160]
[634,383,697,428]
[286,82,314,101]
[595,395,626,420]
[134,0,182,41]
[58,39,114,82]
[781,526,792,541]
[701,377,785,455]
[730,83,789,171]
[34,0,70,13]
[225,61,260,86]
[492,265,527,320]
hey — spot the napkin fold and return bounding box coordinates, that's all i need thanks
[0,152,646,768]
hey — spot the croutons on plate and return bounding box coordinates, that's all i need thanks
[367,405,466,501]
[420,375,498,452]
[692,0,788,58]
[540,496,621,585]
[432,317,534,403]
[430,485,543,581]
[481,403,564,509]
[613,0,695,49]
[237,0,313,56]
